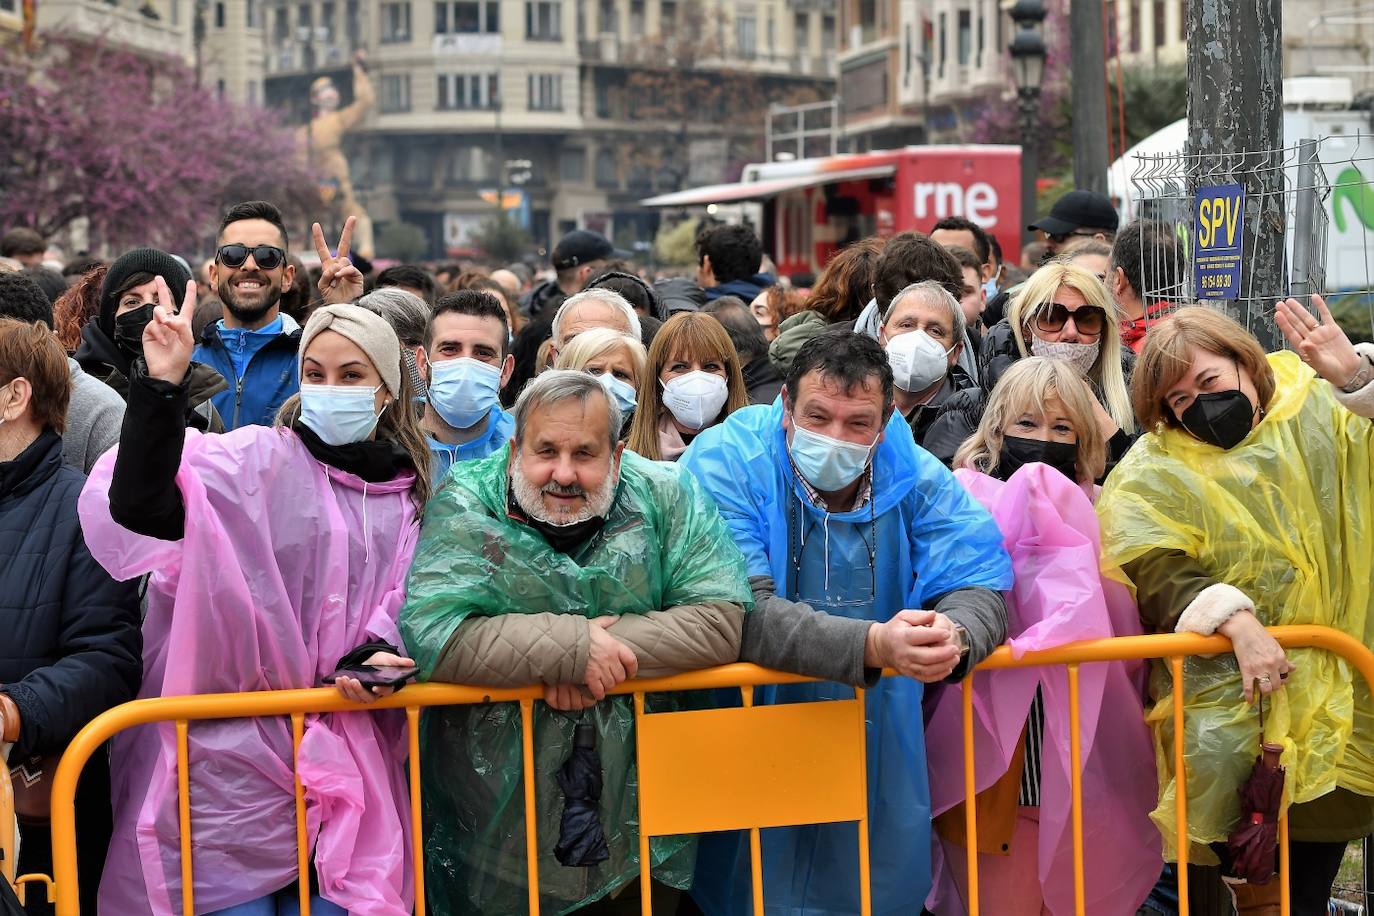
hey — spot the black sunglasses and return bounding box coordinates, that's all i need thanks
[1035,302,1107,336]
[217,244,286,270]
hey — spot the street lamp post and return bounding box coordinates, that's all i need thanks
[1009,0,1047,249]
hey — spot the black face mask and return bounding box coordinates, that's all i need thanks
[507,485,607,554]
[996,435,1079,482]
[1180,389,1255,450]
[113,303,155,359]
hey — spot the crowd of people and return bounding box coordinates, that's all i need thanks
[1,186,1373,916]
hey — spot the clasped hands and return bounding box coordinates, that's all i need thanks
[864,610,965,683]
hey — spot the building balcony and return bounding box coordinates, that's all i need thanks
[265,39,357,75]
[581,33,836,79]
[36,0,192,62]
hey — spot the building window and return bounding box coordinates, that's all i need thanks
[214,1,225,28]
[842,57,888,114]
[1129,0,1141,53]
[595,148,619,189]
[822,14,835,50]
[381,2,411,41]
[661,0,676,30]
[436,73,499,110]
[736,15,756,57]
[560,147,586,183]
[381,74,411,111]
[1153,0,1167,47]
[598,0,616,34]
[247,79,259,104]
[629,0,643,36]
[527,73,563,111]
[957,10,971,65]
[216,79,227,97]
[795,12,809,49]
[435,0,498,34]
[245,0,256,28]
[527,1,562,40]
[937,12,946,78]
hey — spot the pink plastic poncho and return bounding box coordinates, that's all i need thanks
[924,464,1161,915]
[78,426,419,915]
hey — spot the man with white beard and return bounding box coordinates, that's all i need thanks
[399,369,752,915]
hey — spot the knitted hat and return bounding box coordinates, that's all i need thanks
[299,304,403,399]
[98,247,193,338]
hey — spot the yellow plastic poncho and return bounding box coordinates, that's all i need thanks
[1097,351,1374,859]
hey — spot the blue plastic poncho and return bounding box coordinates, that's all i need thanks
[426,404,515,485]
[399,446,753,916]
[679,402,1012,916]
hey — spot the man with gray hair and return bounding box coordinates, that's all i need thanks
[399,369,751,915]
[549,287,641,359]
[877,279,977,453]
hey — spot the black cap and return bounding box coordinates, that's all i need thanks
[551,229,628,271]
[1027,190,1120,237]
[98,247,193,338]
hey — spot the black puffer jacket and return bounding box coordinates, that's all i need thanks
[0,430,142,759]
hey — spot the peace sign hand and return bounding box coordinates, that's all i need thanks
[144,277,197,385]
[313,215,364,305]
[1275,294,1364,388]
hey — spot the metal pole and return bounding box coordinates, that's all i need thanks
[1020,88,1040,250]
[1187,0,1285,348]
[1069,0,1110,194]
[1291,138,1321,299]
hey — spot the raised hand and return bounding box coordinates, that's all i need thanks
[313,215,364,305]
[143,277,197,385]
[1276,294,1363,388]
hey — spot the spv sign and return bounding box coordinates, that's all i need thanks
[1193,183,1245,299]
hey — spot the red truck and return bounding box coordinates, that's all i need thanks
[640,145,1022,277]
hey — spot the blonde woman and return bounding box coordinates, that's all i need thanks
[925,262,1136,473]
[554,326,648,438]
[928,358,1160,914]
[625,312,749,461]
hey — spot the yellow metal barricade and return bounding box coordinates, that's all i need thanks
[35,625,1374,915]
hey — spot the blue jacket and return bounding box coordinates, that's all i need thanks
[428,405,515,486]
[192,314,302,429]
[703,274,774,302]
[679,402,1012,916]
[0,431,141,760]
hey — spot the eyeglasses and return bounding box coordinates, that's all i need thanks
[216,244,286,270]
[1048,230,1102,245]
[1035,302,1107,336]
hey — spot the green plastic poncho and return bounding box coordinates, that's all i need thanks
[399,446,753,916]
[1097,351,1374,860]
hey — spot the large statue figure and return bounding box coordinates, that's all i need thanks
[303,50,376,258]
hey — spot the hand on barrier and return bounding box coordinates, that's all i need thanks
[868,610,962,682]
[144,277,198,385]
[545,684,599,712]
[313,216,364,306]
[1219,610,1295,704]
[333,651,417,704]
[583,616,637,700]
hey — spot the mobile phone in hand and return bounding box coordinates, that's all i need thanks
[324,665,418,689]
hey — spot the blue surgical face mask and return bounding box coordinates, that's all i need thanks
[594,371,638,415]
[299,383,386,446]
[983,277,999,300]
[787,418,879,493]
[427,357,502,429]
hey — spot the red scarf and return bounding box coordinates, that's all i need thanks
[1120,302,1174,353]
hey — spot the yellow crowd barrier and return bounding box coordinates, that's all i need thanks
[21,624,1374,915]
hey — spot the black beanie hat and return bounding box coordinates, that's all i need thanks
[98,247,193,338]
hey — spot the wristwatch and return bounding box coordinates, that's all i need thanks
[952,624,971,661]
[1342,353,1374,393]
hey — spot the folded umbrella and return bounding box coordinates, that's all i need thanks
[553,721,611,868]
[1225,685,1285,885]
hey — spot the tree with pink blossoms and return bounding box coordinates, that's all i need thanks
[0,36,320,254]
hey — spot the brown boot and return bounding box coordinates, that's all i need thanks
[1225,878,1283,916]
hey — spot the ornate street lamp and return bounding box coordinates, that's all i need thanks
[1009,0,1047,247]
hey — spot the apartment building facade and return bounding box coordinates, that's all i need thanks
[838,0,1007,152]
[253,0,836,258]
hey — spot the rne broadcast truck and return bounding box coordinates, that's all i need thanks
[640,146,1022,278]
